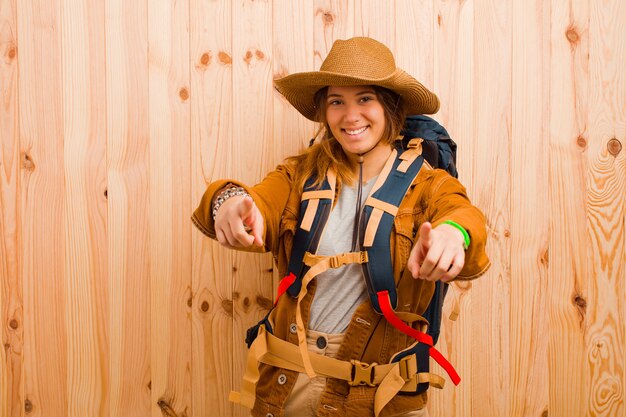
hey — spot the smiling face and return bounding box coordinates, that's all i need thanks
[325,85,387,160]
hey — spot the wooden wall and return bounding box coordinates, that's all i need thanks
[1,0,624,416]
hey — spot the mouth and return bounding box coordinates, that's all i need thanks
[342,126,369,136]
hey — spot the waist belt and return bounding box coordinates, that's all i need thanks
[229,324,444,417]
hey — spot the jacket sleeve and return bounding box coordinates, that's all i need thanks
[425,169,491,280]
[191,163,295,255]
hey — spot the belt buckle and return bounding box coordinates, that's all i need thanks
[350,360,376,387]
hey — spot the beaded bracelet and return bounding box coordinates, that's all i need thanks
[212,186,250,220]
[442,220,470,250]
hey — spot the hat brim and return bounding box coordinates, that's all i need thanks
[274,69,440,121]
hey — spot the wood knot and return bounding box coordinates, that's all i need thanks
[566,26,580,44]
[200,52,211,66]
[201,300,209,312]
[323,11,334,25]
[542,409,548,417]
[244,50,253,65]
[25,399,33,413]
[9,319,18,329]
[221,299,233,316]
[573,294,587,313]
[437,14,442,26]
[7,45,17,60]
[104,188,108,199]
[503,230,510,238]
[607,138,622,156]
[218,51,232,65]
[255,50,265,60]
[243,297,250,309]
[179,87,189,101]
[147,380,151,390]
[540,249,549,266]
[256,296,272,311]
[21,152,35,171]
[187,296,193,308]
[157,399,177,417]
[576,135,587,149]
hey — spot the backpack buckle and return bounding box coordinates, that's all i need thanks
[397,355,418,382]
[359,251,369,264]
[350,360,377,387]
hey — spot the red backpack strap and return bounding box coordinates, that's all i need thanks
[377,290,461,385]
[274,272,297,306]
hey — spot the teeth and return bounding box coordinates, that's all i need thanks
[345,127,367,135]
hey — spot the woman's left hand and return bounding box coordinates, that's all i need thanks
[406,222,466,282]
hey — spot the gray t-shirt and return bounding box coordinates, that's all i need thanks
[308,178,377,334]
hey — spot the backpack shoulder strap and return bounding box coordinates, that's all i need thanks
[359,141,424,313]
[285,170,336,298]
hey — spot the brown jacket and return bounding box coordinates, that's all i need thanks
[192,162,490,417]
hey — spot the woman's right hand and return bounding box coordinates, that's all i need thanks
[214,195,264,249]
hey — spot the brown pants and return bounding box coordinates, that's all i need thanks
[283,330,429,417]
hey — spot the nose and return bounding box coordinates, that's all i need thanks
[343,102,361,123]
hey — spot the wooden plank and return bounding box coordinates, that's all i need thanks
[430,0,473,414]
[395,0,433,90]
[147,0,192,416]
[585,0,626,415]
[508,1,550,416]
[314,0,355,69]
[60,0,109,415]
[471,0,511,416]
[548,0,590,415]
[232,1,275,416]
[0,0,22,416]
[354,0,395,50]
[273,0,315,161]
[105,0,152,415]
[190,0,234,415]
[17,1,68,416]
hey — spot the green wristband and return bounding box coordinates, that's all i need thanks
[442,220,470,250]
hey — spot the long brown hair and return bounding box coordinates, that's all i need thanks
[287,85,407,189]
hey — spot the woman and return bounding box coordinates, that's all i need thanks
[192,37,490,417]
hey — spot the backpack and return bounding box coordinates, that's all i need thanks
[246,115,458,374]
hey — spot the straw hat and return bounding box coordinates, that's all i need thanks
[274,37,440,122]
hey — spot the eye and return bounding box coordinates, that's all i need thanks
[328,99,343,106]
[360,95,375,103]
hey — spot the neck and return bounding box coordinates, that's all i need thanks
[347,142,392,183]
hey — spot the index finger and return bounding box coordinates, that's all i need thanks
[248,207,264,247]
